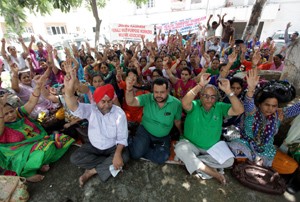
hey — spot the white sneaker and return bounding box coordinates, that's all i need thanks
[195,170,213,180]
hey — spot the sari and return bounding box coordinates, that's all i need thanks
[0,107,74,177]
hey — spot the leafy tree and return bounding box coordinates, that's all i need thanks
[0,0,147,47]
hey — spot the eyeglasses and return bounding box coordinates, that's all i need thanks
[201,94,217,100]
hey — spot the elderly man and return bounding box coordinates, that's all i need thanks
[125,77,182,164]
[63,67,129,187]
[175,73,244,184]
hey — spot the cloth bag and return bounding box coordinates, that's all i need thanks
[0,176,29,202]
[231,160,286,195]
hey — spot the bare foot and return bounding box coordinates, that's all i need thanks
[79,169,97,188]
[215,173,226,185]
[198,164,226,185]
[26,174,45,182]
[40,164,50,172]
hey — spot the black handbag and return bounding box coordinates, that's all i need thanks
[231,160,286,195]
[255,80,296,103]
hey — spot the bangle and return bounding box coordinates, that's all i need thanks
[32,92,40,97]
[64,94,75,98]
[190,90,197,96]
[227,92,235,97]
[126,89,133,92]
[198,83,204,88]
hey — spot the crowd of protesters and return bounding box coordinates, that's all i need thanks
[0,15,300,194]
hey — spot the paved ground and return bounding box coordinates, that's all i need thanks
[27,146,300,202]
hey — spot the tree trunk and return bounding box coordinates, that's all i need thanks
[242,0,267,40]
[13,14,22,36]
[280,38,300,94]
[90,0,102,49]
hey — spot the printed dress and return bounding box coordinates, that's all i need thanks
[0,107,74,177]
[228,95,300,166]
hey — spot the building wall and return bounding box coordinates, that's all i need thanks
[0,0,299,43]
[260,1,300,41]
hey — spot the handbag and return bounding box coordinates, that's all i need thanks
[0,176,29,202]
[231,160,286,195]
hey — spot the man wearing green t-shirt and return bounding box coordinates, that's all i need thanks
[125,77,182,164]
[175,73,244,184]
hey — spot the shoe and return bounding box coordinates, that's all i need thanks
[217,168,225,175]
[286,176,300,195]
[196,170,213,180]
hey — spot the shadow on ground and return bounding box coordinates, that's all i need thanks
[28,146,300,202]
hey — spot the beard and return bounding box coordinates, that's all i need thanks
[99,105,112,115]
[154,95,167,103]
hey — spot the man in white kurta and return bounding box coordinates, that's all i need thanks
[65,82,129,187]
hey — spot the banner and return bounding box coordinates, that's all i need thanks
[110,24,154,41]
[156,16,206,35]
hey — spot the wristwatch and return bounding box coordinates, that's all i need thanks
[227,92,235,97]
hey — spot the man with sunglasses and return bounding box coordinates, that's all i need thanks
[175,73,244,184]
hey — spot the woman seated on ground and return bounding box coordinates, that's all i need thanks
[228,69,298,174]
[0,74,74,182]
[10,63,60,119]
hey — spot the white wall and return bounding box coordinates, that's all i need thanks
[260,1,300,40]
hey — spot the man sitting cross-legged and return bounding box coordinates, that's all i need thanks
[175,73,244,184]
[63,60,129,187]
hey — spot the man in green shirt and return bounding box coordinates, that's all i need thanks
[175,73,244,184]
[125,77,182,164]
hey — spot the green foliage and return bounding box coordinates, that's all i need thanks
[0,1,27,35]
[129,0,148,7]
[0,0,148,38]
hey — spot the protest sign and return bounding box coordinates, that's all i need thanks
[110,24,154,41]
[156,16,206,35]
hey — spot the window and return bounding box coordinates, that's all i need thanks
[46,26,67,35]
[24,27,33,33]
[147,0,155,8]
[191,0,201,3]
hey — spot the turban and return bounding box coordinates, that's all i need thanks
[93,84,115,104]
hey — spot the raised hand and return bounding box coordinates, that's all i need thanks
[218,78,231,94]
[31,35,36,43]
[53,48,58,57]
[149,56,155,65]
[33,75,44,88]
[252,50,261,66]
[63,59,77,95]
[246,69,259,90]
[38,35,44,41]
[228,51,237,63]
[10,63,19,76]
[240,44,247,54]
[125,75,134,91]
[0,93,8,108]
[17,37,24,43]
[199,73,211,87]
[1,38,5,44]
[64,47,71,57]
[287,22,291,29]
[162,57,169,68]
[46,45,53,53]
